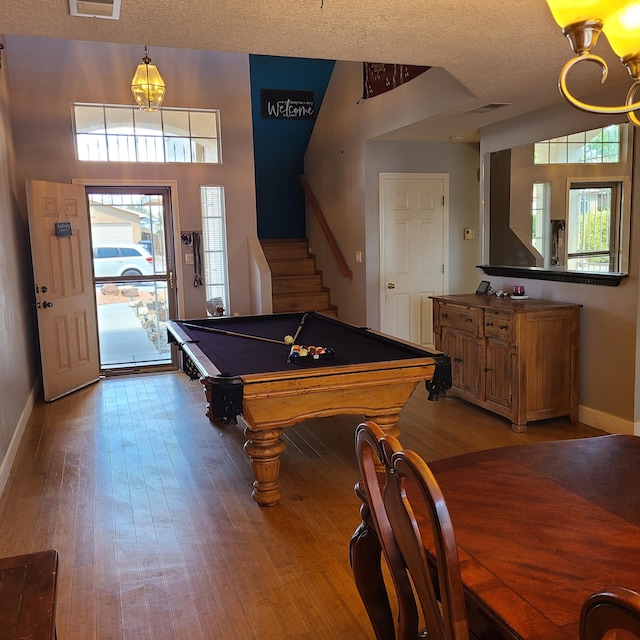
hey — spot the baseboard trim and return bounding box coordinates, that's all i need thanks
[0,381,39,496]
[579,404,636,435]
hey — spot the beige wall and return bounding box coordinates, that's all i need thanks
[0,36,41,488]
[5,36,257,319]
[304,61,480,327]
[364,140,481,324]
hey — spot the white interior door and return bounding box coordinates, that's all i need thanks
[27,180,100,400]
[380,173,448,347]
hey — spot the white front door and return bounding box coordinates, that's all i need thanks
[26,180,100,400]
[380,173,448,347]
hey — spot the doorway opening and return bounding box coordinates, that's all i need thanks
[87,186,177,373]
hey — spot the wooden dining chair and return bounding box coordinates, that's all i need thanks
[354,420,469,640]
[581,587,640,639]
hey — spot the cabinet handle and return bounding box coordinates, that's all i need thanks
[465,317,473,323]
[499,324,508,330]
[484,367,490,372]
[442,312,448,318]
[454,357,462,363]
[486,321,493,327]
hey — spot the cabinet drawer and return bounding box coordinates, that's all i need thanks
[438,304,478,331]
[484,310,512,339]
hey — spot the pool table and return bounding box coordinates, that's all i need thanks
[167,312,451,506]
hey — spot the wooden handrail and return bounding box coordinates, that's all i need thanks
[299,175,352,278]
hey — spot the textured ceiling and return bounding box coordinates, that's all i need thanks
[0,0,633,141]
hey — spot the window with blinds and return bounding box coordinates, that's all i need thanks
[201,186,229,314]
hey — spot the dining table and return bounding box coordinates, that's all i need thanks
[0,549,58,639]
[350,434,640,639]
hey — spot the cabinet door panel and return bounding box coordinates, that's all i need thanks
[485,339,512,408]
[440,327,460,387]
[458,332,482,397]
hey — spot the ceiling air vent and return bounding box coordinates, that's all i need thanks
[467,103,510,114]
[69,0,121,19]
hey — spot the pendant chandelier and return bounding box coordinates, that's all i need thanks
[131,46,166,112]
[545,0,640,125]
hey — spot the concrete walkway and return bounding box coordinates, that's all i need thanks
[97,303,170,367]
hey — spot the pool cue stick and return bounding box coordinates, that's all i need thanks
[292,312,309,344]
[182,323,287,345]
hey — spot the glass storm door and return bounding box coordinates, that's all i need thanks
[87,186,177,372]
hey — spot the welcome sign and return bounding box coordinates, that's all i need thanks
[260,89,315,120]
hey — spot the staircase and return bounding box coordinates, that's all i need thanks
[260,239,338,317]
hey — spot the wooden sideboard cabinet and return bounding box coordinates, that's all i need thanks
[431,294,581,432]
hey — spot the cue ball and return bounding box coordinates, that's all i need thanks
[284,335,294,344]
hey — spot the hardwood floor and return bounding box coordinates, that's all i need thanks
[0,372,604,639]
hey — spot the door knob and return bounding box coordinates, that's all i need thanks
[41,286,48,293]
[43,301,54,308]
[387,282,395,289]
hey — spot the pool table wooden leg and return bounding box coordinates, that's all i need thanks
[243,426,286,507]
[363,412,401,439]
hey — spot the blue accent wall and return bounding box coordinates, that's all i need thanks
[249,55,335,239]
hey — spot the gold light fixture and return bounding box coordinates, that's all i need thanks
[545,0,640,125]
[131,46,166,111]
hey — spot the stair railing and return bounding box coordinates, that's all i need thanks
[299,175,352,278]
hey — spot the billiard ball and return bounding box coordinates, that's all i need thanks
[284,335,294,344]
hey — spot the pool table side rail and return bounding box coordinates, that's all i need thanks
[168,320,225,380]
[239,361,438,430]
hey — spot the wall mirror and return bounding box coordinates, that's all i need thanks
[480,123,633,286]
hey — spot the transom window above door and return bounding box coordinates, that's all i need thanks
[73,103,221,164]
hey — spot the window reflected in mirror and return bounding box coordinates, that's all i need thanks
[531,182,549,263]
[566,183,619,272]
[486,123,632,278]
[533,125,622,165]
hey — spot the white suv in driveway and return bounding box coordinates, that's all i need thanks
[93,244,154,277]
